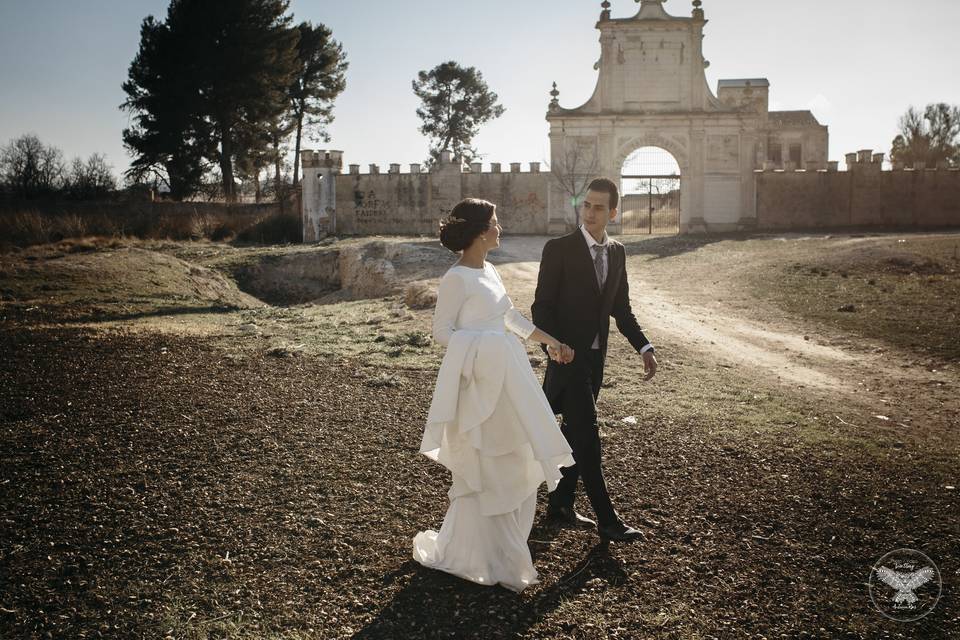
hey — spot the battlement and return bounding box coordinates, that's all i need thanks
[754,149,959,173]
[302,149,543,176]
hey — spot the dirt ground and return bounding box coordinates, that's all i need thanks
[1,231,958,639]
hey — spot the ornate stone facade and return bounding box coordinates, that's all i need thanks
[546,0,828,233]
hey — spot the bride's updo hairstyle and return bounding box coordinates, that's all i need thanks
[438,198,495,253]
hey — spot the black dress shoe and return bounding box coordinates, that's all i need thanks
[546,505,596,529]
[597,521,645,542]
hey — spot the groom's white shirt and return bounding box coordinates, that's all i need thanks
[579,224,654,354]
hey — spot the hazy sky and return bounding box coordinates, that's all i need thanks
[2,0,958,179]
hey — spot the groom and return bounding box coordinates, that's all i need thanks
[532,177,657,542]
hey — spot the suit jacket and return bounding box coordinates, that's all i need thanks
[531,228,650,406]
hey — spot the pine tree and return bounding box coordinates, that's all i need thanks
[289,21,347,186]
[412,61,505,166]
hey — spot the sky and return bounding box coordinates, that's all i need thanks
[2,0,959,180]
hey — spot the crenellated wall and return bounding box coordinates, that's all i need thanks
[301,150,549,239]
[755,150,960,230]
[302,148,960,239]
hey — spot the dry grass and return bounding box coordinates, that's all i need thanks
[750,236,960,361]
[0,207,300,250]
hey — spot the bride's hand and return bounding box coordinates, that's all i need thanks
[546,342,564,363]
[547,342,574,364]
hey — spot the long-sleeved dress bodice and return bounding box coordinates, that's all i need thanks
[413,261,574,592]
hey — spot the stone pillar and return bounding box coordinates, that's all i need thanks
[349,164,360,175]
[301,149,342,242]
[490,163,501,173]
[470,162,482,173]
[389,163,400,174]
[828,161,839,172]
[685,127,706,233]
[530,162,540,173]
[510,162,521,173]
[857,149,873,164]
[410,163,421,174]
[845,153,858,170]
[369,164,380,175]
[301,150,321,242]
[739,129,758,228]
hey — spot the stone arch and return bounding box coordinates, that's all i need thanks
[614,134,689,176]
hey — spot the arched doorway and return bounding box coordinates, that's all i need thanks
[619,146,681,235]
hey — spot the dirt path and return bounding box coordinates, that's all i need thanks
[490,233,959,447]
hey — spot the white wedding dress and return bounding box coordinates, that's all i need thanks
[413,261,575,592]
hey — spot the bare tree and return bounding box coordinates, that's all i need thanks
[0,134,66,198]
[65,153,117,199]
[546,139,599,226]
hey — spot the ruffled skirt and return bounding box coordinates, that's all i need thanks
[414,332,574,591]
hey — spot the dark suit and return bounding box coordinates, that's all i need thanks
[531,227,651,526]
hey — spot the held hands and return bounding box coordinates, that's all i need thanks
[547,342,575,365]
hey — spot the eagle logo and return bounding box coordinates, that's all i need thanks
[869,548,941,622]
[875,566,935,606]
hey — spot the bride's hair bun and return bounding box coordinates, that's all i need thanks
[439,198,495,253]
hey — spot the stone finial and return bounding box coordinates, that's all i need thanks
[845,152,858,167]
[857,149,873,164]
[530,162,541,173]
[470,162,482,173]
[692,0,704,19]
[872,153,884,165]
[410,163,421,174]
[601,1,611,20]
[491,163,502,173]
[349,164,360,175]
[389,163,401,174]
[510,162,522,173]
[369,164,380,174]
[828,161,839,172]
[549,82,560,110]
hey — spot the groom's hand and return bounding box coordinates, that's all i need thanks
[560,344,575,364]
[642,350,657,381]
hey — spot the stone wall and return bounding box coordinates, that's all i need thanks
[756,153,960,230]
[304,149,960,238]
[302,150,549,238]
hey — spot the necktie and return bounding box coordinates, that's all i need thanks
[593,244,606,289]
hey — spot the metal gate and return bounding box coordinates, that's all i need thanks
[620,147,681,235]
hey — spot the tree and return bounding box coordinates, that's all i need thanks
[182,0,299,202]
[233,121,273,203]
[0,134,66,198]
[412,61,504,166]
[289,21,347,186]
[890,103,960,168]
[548,139,599,226]
[65,153,117,199]
[121,14,213,200]
[121,0,299,202]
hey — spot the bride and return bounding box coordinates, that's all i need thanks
[413,197,576,592]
